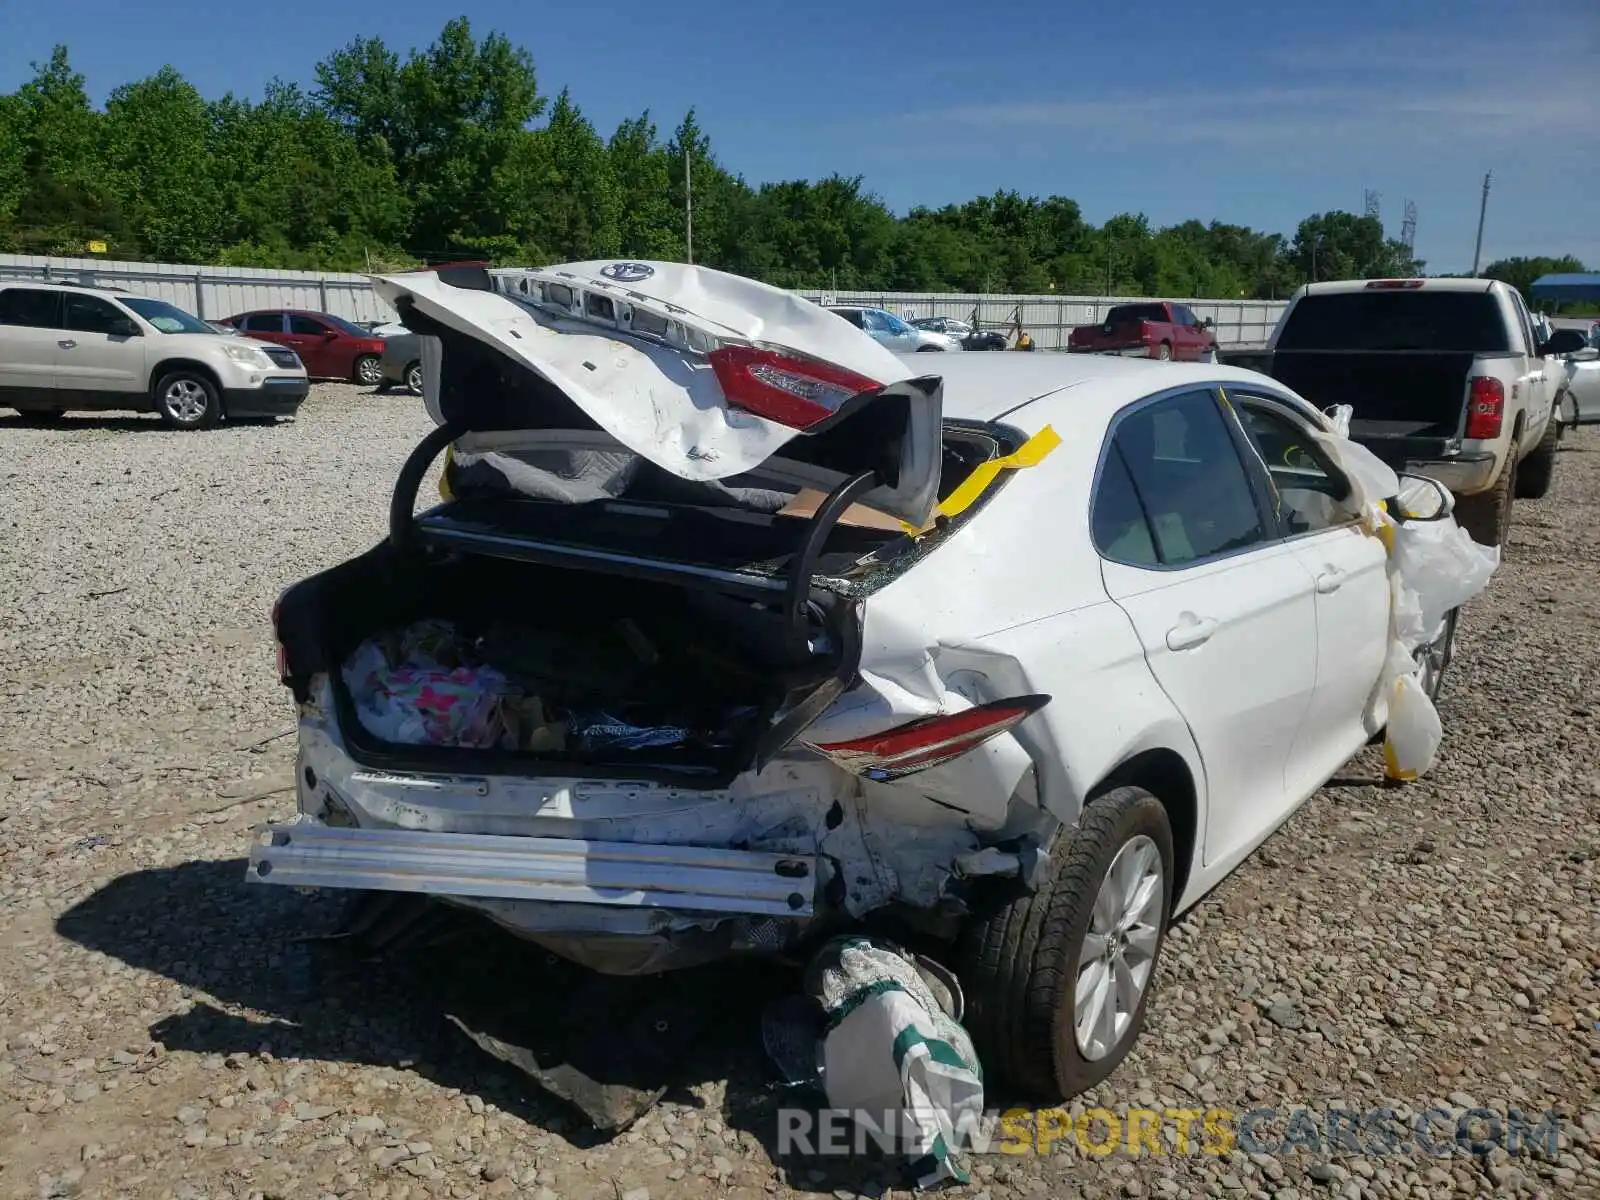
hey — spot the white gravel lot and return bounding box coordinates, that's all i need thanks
[0,385,1595,1200]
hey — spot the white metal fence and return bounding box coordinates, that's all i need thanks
[797,290,1287,349]
[0,253,394,324]
[0,254,1288,348]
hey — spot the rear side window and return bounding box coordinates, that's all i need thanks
[1096,390,1265,567]
[1106,304,1168,325]
[62,294,129,334]
[0,289,62,328]
[1275,291,1511,352]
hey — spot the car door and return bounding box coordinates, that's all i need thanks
[0,287,65,401]
[1228,392,1392,791]
[1506,288,1553,444]
[55,292,148,402]
[239,311,289,351]
[1094,387,1321,867]
[287,313,340,377]
[858,309,897,349]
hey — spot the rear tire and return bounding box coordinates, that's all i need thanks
[1453,450,1516,551]
[1514,415,1560,500]
[1155,342,1173,361]
[958,786,1173,1101]
[354,354,382,386]
[404,361,423,395]
[153,371,221,430]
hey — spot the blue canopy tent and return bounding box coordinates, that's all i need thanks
[1529,272,1600,304]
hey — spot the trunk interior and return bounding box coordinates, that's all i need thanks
[1269,351,1474,440]
[295,546,845,784]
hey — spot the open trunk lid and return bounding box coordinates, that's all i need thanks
[371,261,944,530]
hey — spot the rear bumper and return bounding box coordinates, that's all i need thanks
[1349,434,1498,496]
[247,822,817,918]
[223,379,309,419]
[1068,344,1150,357]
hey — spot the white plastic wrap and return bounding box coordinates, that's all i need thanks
[1384,672,1444,780]
[807,937,983,1189]
[1390,519,1500,637]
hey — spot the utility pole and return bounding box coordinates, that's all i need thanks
[684,145,694,266]
[1470,172,1491,277]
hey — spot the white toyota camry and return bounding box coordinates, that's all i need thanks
[255,261,1475,1101]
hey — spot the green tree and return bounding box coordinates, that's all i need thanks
[100,67,221,261]
[608,111,680,259]
[1483,255,1589,304]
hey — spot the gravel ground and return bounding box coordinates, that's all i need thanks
[0,387,1595,1200]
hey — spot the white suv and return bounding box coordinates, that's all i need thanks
[0,282,309,429]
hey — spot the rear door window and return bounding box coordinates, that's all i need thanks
[0,289,63,329]
[1097,389,1266,566]
[243,313,285,333]
[62,294,130,334]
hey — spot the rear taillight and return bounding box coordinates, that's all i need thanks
[807,695,1049,780]
[270,592,289,686]
[708,345,881,430]
[1365,279,1425,289]
[1465,377,1505,440]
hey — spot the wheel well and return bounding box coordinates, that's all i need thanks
[149,359,222,398]
[1090,748,1197,905]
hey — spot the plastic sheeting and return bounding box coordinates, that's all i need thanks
[1314,421,1499,781]
[801,937,984,1189]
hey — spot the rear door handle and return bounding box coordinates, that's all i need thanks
[1165,614,1218,651]
[58,339,76,349]
[1315,567,1346,594]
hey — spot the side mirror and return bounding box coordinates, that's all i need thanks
[323,329,339,339]
[1203,317,1215,329]
[1391,474,1453,522]
[1570,347,1599,363]
[110,317,141,338]
[1539,329,1587,356]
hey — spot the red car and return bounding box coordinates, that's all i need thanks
[1067,301,1216,361]
[223,310,388,385]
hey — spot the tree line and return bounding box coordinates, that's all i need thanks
[0,18,1589,304]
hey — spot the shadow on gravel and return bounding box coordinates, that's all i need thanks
[54,859,934,1194]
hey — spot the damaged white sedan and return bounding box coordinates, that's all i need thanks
[254,259,1479,1101]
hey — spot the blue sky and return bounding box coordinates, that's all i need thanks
[4,0,1596,273]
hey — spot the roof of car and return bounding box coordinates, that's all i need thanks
[902,352,1294,429]
[1294,277,1499,296]
[0,280,127,294]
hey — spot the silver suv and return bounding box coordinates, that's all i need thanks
[0,282,309,429]
[827,305,961,352]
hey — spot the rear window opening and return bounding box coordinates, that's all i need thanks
[427,419,1018,598]
[1276,291,1511,353]
[1105,304,1169,325]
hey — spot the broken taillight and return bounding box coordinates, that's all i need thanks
[708,345,881,429]
[1465,376,1505,440]
[808,695,1050,780]
[270,591,289,686]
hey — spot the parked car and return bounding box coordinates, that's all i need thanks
[1548,323,1600,427]
[1215,278,1564,549]
[221,309,388,385]
[0,281,308,428]
[912,316,1008,351]
[1068,302,1217,361]
[828,305,960,352]
[377,330,424,395]
[253,260,1466,1103]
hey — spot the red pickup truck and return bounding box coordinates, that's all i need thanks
[1067,301,1216,361]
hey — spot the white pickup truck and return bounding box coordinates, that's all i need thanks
[1222,277,1565,549]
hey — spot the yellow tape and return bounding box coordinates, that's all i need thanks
[438,444,455,501]
[918,425,1063,529]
